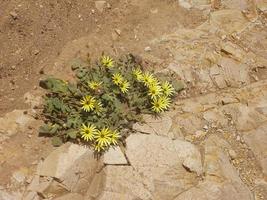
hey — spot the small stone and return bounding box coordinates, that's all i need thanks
[150,8,158,14]
[107,3,111,9]
[144,46,152,52]
[228,149,237,159]
[203,125,208,130]
[11,65,16,70]
[95,1,106,12]
[194,130,206,138]
[9,11,18,19]
[12,171,26,183]
[33,50,39,55]
[114,29,121,36]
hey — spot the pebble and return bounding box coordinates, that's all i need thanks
[228,149,237,159]
[144,46,152,52]
[95,1,106,12]
[9,11,18,19]
[11,65,16,70]
[114,29,121,36]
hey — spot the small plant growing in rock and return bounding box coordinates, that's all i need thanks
[39,54,182,153]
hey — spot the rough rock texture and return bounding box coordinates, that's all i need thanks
[2,1,267,199]
[85,134,202,200]
[36,143,101,195]
[0,110,34,139]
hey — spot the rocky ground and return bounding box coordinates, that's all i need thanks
[1,0,267,200]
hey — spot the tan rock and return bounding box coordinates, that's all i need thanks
[103,146,128,165]
[37,143,101,193]
[0,110,34,137]
[54,193,84,200]
[133,114,173,137]
[202,9,250,35]
[243,124,267,175]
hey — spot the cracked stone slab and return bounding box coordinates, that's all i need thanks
[103,146,128,165]
[243,124,267,175]
[132,114,173,137]
[37,142,101,192]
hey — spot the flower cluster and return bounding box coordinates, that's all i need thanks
[112,73,130,93]
[80,124,120,152]
[41,54,179,153]
[132,68,175,113]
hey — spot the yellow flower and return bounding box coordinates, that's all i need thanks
[132,68,143,81]
[80,123,97,142]
[151,96,171,113]
[94,143,106,152]
[162,81,175,97]
[141,72,156,87]
[88,81,102,90]
[148,84,162,100]
[94,101,104,115]
[160,96,171,110]
[101,55,114,68]
[80,95,96,112]
[94,127,112,147]
[109,130,121,145]
[120,80,130,93]
[112,73,124,85]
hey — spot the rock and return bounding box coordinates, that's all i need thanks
[37,143,101,192]
[125,134,202,198]
[103,146,128,165]
[175,135,253,200]
[114,29,121,36]
[183,156,203,175]
[256,0,267,12]
[201,9,250,35]
[133,114,173,137]
[95,1,106,12]
[9,11,18,19]
[144,46,152,52]
[54,193,84,200]
[0,190,22,200]
[175,180,253,200]
[217,57,250,88]
[24,92,42,108]
[178,0,210,9]
[12,170,26,183]
[221,41,246,61]
[0,110,34,137]
[243,124,267,175]
[86,166,152,200]
[22,191,39,200]
[228,149,237,160]
[221,0,249,10]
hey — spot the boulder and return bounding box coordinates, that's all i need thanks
[175,135,253,200]
[37,142,101,193]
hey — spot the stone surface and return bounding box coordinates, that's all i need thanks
[206,9,249,34]
[133,114,173,137]
[243,124,267,175]
[37,142,101,192]
[103,146,128,165]
[175,135,253,200]
[95,1,106,12]
[0,110,34,142]
[54,193,84,200]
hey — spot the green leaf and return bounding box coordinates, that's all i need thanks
[39,123,59,136]
[172,80,185,92]
[67,130,77,139]
[51,136,63,147]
